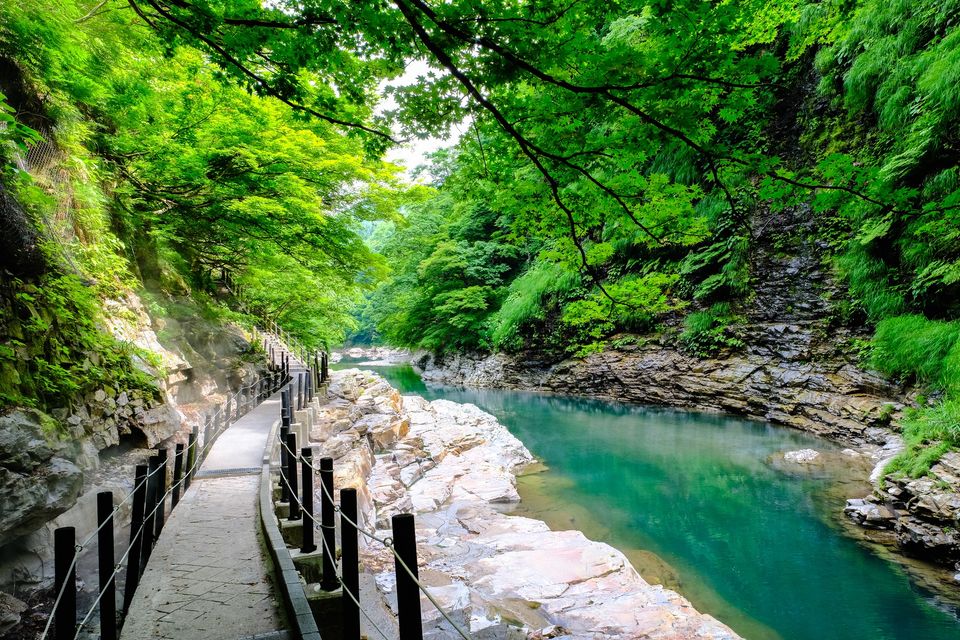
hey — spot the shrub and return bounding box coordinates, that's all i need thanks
[870,315,960,383]
[886,400,960,476]
[679,302,744,357]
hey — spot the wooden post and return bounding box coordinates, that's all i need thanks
[286,433,300,521]
[154,448,167,538]
[172,443,185,508]
[97,492,117,640]
[279,425,290,503]
[300,447,316,554]
[340,488,360,640]
[53,526,76,640]
[123,464,148,614]
[320,457,338,591]
[186,426,198,488]
[392,513,423,640]
[140,456,161,571]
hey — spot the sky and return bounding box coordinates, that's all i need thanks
[378,59,466,182]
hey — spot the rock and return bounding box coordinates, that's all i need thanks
[0,456,83,548]
[783,449,821,464]
[0,591,27,634]
[0,409,84,547]
[844,498,894,529]
[318,370,739,639]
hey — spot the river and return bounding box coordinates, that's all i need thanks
[334,361,960,640]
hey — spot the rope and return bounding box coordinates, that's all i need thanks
[41,372,273,640]
[276,439,473,640]
[274,470,393,640]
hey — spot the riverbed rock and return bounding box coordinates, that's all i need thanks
[0,591,27,634]
[315,369,740,639]
[784,449,821,464]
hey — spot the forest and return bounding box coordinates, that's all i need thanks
[2,0,960,481]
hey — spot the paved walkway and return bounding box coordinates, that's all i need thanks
[120,392,288,640]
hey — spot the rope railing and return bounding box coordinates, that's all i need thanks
[274,468,393,640]
[41,358,287,640]
[41,424,215,640]
[274,434,473,640]
[218,271,329,382]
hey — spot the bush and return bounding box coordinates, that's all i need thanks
[489,260,580,352]
[679,302,744,357]
[870,315,960,384]
[886,400,960,476]
[837,248,906,322]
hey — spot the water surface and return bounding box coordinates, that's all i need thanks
[336,361,960,640]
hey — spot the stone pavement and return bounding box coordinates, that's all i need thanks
[120,393,289,640]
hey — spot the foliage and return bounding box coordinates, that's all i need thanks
[489,260,581,353]
[870,316,960,385]
[680,303,745,357]
[886,401,960,477]
[0,274,157,409]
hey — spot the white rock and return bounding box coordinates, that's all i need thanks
[783,449,820,463]
[316,369,740,640]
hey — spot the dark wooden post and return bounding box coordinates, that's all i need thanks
[279,425,290,503]
[140,456,161,571]
[297,373,304,411]
[186,426,198,488]
[320,457,338,591]
[97,492,117,640]
[300,447,315,553]
[281,389,291,428]
[392,513,423,640]
[286,433,300,521]
[340,488,360,640]
[123,465,148,614]
[203,417,213,459]
[172,443,185,508]
[154,448,167,538]
[53,526,76,640]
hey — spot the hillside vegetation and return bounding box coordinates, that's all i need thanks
[2,1,959,475]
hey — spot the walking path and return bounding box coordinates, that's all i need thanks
[120,391,291,640]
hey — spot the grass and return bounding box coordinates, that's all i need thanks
[886,400,960,476]
[870,315,960,384]
[872,315,960,476]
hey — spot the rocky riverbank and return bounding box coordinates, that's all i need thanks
[313,369,741,639]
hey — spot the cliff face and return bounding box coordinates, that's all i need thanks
[416,203,960,570]
[0,288,265,590]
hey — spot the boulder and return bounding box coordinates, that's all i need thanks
[0,410,83,547]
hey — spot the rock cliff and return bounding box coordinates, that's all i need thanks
[412,203,960,571]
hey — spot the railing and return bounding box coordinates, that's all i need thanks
[271,385,473,640]
[218,269,325,374]
[40,352,288,640]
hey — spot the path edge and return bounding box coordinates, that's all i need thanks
[258,414,323,640]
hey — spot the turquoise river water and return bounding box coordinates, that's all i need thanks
[336,362,960,640]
